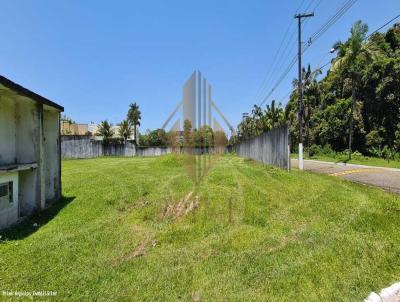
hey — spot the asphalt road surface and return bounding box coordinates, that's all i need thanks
[291,159,400,194]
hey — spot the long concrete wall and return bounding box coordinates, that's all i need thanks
[61,136,229,158]
[61,136,136,158]
[233,125,290,170]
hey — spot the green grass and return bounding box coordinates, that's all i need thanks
[291,153,400,169]
[1,154,400,301]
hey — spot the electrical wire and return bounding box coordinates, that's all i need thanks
[258,0,358,107]
[277,13,400,104]
[252,0,311,104]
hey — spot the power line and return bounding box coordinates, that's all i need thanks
[256,0,325,105]
[277,13,400,105]
[253,0,312,104]
[258,0,357,107]
[253,21,294,102]
[304,0,358,52]
[366,14,400,39]
[302,0,324,28]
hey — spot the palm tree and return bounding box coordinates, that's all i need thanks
[265,100,285,130]
[302,65,321,155]
[251,105,264,135]
[331,20,369,159]
[96,120,114,144]
[292,65,321,153]
[127,102,141,145]
[118,119,133,143]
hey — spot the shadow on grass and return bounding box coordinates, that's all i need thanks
[0,195,75,241]
[335,157,350,164]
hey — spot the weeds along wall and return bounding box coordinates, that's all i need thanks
[233,125,290,170]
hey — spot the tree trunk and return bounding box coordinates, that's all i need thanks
[306,104,311,158]
[349,77,356,160]
[134,125,137,146]
[306,123,310,157]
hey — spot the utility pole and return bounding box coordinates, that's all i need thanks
[294,12,314,170]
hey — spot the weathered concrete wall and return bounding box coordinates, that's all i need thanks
[136,147,172,157]
[0,84,61,228]
[61,136,101,158]
[233,125,290,170]
[0,95,17,164]
[14,98,40,215]
[103,143,136,157]
[61,136,136,158]
[0,172,19,229]
[43,108,61,202]
[61,136,232,158]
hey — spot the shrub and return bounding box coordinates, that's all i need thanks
[321,144,335,156]
[351,150,363,160]
[309,144,335,157]
[309,144,322,157]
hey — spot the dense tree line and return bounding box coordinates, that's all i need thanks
[235,100,286,142]
[236,21,400,158]
[139,121,228,148]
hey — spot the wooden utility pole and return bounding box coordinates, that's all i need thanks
[294,12,313,170]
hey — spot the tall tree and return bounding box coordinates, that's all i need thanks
[331,20,369,159]
[127,102,141,145]
[265,100,285,130]
[302,65,321,155]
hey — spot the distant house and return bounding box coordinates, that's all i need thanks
[0,75,64,229]
[60,120,89,135]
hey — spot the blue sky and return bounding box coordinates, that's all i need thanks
[1,0,399,132]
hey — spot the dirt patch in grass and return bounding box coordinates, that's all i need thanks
[125,238,158,260]
[161,191,200,220]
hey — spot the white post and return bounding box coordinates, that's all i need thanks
[298,143,304,170]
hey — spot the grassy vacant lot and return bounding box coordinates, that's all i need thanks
[1,154,400,301]
[291,153,400,169]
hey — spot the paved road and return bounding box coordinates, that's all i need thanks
[291,159,400,194]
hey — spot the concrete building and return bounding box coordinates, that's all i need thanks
[60,120,89,135]
[0,75,64,229]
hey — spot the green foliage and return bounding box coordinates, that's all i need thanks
[309,144,335,157]
[236,100,286,141]
[95,120,114,144]
[127,102,141,144]
[283,22,400,158]
[118,119,133,142]
[139,129,168,147]
[366,129,383,148]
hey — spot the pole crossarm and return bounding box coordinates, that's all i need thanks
[161,100,183,129]
[294,13,314,19]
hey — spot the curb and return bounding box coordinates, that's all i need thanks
[364,282,400,302]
